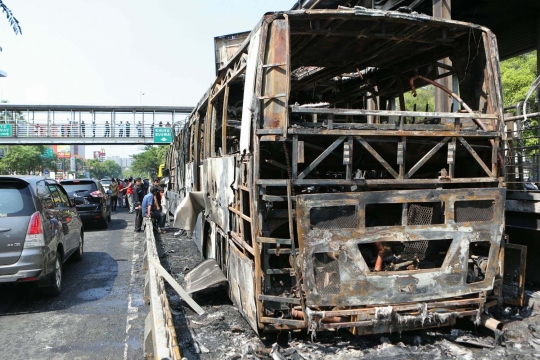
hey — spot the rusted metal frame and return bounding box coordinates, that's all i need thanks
[297,136,347,179]
[291,17,343,58]
[210,103,218,158]
[230,230,254,256]
[319,310,479,330]
[504,112,540,122]
[458,137,494,177]
[290,106,497,119]
[492,138,499,176]
[290,122,448,131]
[483,32,504,120]
[289,128,498,137]
[503,243,527,307]
[251,19,271,330]
[448,137,456,178]
[287,180,307,326]
[256,237,292,245]
[316,298,483,318]
[355,136,399,179]
[292,135,299,178]
[260,317,305,326]
[229,205,252,223]
[405,137,450,179]
[258,177,499,186]
[192,117,201,191]
[210,62,247,104]
[221,85,230,155]
[292,20,378,61]
[351,24,432,69]
[345,136,353,180]
[259,294,301,304]
[290,28,457,45]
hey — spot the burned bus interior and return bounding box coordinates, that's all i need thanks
[168,8,516,335]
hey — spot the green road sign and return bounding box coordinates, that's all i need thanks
[40,147,54,159]
[154,127,173,143]
[0,124,12,137]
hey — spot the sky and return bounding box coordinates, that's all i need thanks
[0,0,294,158]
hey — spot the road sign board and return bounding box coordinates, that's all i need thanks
[154,127,173,143]
[0,124,12,137]
[44,169,50,176]
[40,147,54,159]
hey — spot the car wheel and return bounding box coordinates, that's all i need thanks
[41,254,62,297]
[73,231,84,262]
[101,217,109,229]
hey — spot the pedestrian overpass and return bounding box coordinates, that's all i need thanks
[0,104,194,145]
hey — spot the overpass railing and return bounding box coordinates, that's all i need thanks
[0,104,193,140]
[505,102,540,191]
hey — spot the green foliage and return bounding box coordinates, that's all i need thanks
[86,159,122,179]
[501,51,537,108]
[0,145,53,175]
[404,86,436,112]
[130,145,167,177]
[501,52,538,154]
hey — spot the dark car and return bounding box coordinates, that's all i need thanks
[60,179,112,229]
[0,176,84,296]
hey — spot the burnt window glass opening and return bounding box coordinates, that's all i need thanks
[466,241,491,284]
[359,239,452,272]
[310,205,358,229]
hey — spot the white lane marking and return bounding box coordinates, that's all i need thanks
[123,232,141,360]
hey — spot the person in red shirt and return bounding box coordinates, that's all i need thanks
[126,177,135,213]
[117,179,124,211]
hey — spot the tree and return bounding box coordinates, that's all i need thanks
[0,1,21,36]
[500,52,538,154]
[0,145,52,175]
[130,145,167,177]
[86,159,122,179]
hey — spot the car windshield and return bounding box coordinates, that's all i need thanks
[101,179,112,185]
[0,181,35,217]
[60,181,97,196]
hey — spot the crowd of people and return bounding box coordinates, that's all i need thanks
[108,177,167,233]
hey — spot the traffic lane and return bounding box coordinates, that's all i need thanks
[0,211,147,360]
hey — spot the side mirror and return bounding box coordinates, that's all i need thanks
[74,197,85,206]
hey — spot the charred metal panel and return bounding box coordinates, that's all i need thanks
[185,162,195,194]
[202,156,235,232]
[503,243,527,307]
[228,240,258,331]
[296,188,505,307]
[261,19,290,133]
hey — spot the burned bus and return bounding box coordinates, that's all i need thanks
[166,7,508,335]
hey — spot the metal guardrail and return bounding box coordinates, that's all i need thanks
[143,218,181,360]
[505,102,540,191]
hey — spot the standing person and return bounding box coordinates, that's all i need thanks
[137,121,142,137]
[61,123,65,137]
[149,177,160,194]
[118,121,124,137]
[165,121,171,127]
[126,121,131,137]
[105,121,110,137]
[143,187,166,233]
[81,121,86,137]
[109,178,119,212]
[150,123,154,137]
[158,121,163,128]
[134,178,145,232]
[117,178,124,210]
[92,120,96,137]
[126,177,135,213]
[143,179,149,194]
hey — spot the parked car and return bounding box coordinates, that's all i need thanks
[0,176,84,296]
[100,177,112,192]
[60,179,112,229]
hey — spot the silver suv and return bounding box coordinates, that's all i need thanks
[0,176,84,296]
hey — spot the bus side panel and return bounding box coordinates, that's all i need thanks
[228,240,258,331]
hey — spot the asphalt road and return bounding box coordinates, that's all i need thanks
[0,210,147,360]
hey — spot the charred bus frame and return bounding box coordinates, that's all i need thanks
[166,8,508,335]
